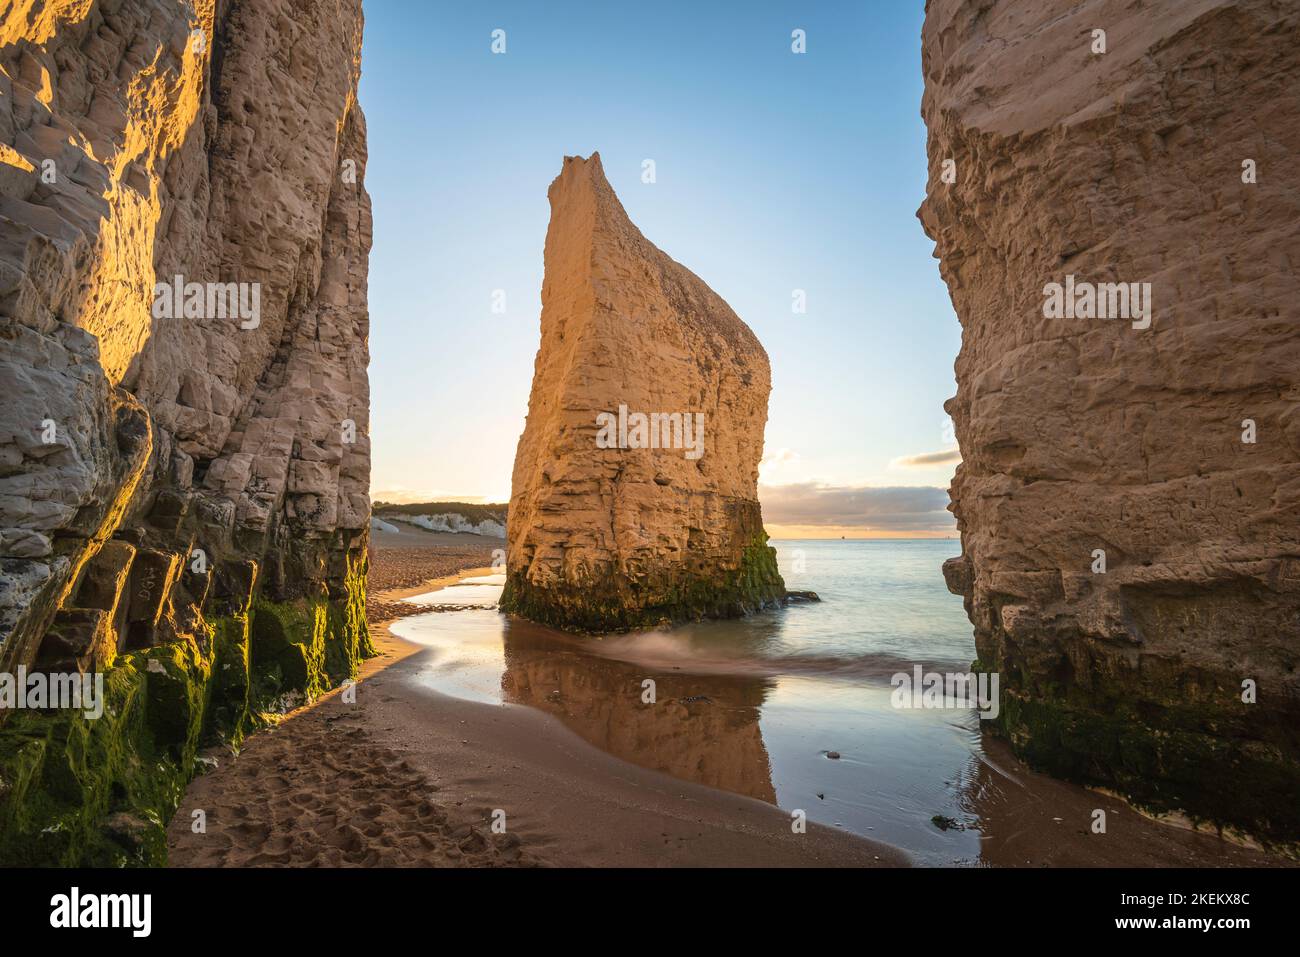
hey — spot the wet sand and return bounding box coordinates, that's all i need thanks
[391,605,1283,868]
[167,631,905,868]
[167,534,1286,868]
[364,525,500,622]
[168,534,904,867]
[963,737,1279,867]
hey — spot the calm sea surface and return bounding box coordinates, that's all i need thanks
[392,540,997,864]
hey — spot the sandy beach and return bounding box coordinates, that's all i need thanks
[167,530,906,867]
[363,526,501,622]
[165,531,1286,869]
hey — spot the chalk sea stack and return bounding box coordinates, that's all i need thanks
[501,154,785,632]
[920,0,1300,846]
[0,0,372,863]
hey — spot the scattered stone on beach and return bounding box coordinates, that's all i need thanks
[102,812,152,853]
[366,542,499,594]
[501,153,786,633]
[784,591,821,604]
[364,534,499,625]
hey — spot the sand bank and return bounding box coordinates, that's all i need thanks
[167,536,903,867]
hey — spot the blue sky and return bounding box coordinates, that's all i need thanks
[360,1,960,536]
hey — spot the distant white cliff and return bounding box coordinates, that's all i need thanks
[385,513,506,539]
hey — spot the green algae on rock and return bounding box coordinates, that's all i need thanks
[501,530,786,634]
[973,652,1300,854]
[0,563,371,867]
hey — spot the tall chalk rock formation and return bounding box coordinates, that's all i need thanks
[0,0,372,864]
[501,154,784,632]
[919,0,1300,846]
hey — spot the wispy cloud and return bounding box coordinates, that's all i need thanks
[759,447,802,482]
[892,448,962,468]
[759,482,953,532]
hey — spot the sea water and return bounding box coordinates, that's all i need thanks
[390,540,996,865]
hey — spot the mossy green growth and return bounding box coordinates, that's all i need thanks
[0,644,210,866]
[248,595,369,713]
[337,549,376,664]
[247,553,372,713]
[979,664,1300,853]
[250,597,331,705]
[207,612,252,744]
[500,532,787,633]
[0,557,373,866]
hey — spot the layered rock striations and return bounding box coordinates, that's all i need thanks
[0,0,372,863]
[501,154,784,632]
[919,0,1300,846]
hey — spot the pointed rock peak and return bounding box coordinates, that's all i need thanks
[548,151,616,210]
[565,150,601,165]
[558,151,604,178]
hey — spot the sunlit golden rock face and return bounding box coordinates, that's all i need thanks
[501,154,785,633]
[919,0,1300,846]
[0,0,371,675]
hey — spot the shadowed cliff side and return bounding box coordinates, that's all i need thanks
[919,0,1300,849]
[0,0,373,864]
[501,153,786,633]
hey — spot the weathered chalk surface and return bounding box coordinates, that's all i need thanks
[0,0,373,864]
[502,154,785,632]
[919,0,1300,847]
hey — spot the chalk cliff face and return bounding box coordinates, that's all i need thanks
[501,154,784,632]
[920,0,1300,845]
[0,0,372,863]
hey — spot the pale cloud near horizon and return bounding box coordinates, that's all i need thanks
[759,447,802,483]
[758,482,954,532]
[375,481,955,533]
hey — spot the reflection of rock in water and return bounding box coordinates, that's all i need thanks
[500,619,778,804]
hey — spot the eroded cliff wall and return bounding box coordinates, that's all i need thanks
[0,0,372,863]
[920,0,1299,845]
[501,154,785,632]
